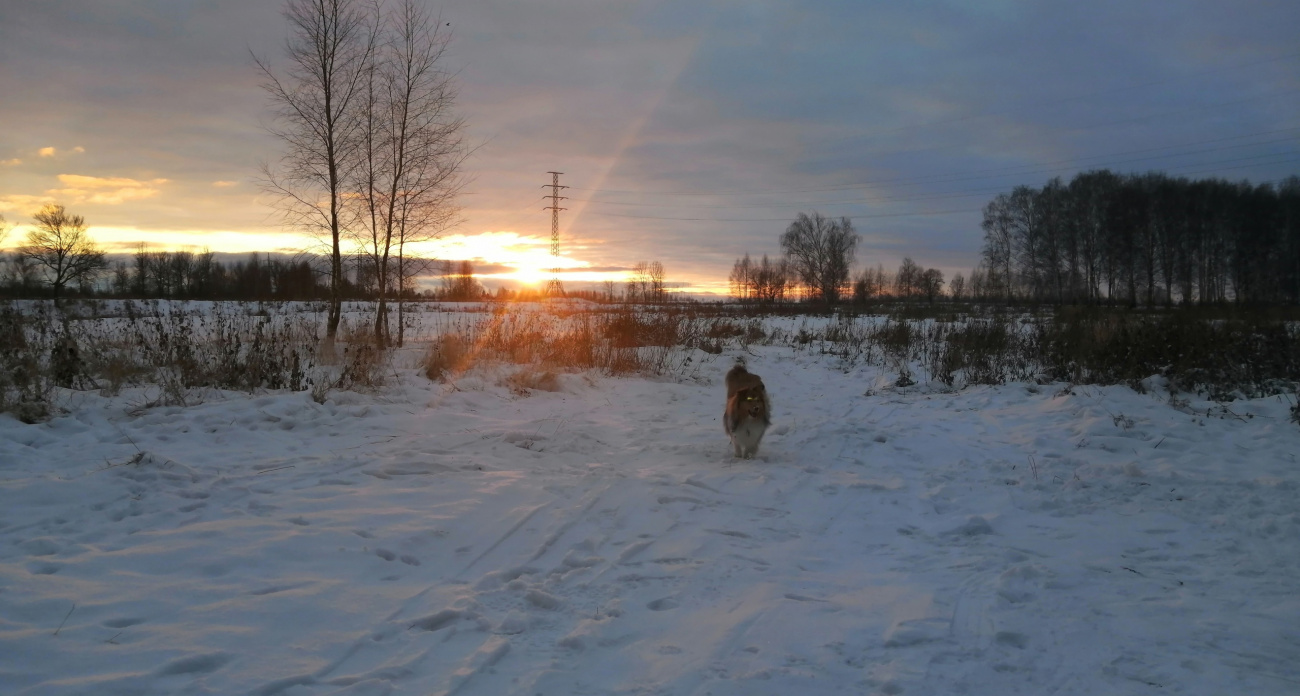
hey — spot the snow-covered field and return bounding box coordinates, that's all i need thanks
[3,325,1300,695]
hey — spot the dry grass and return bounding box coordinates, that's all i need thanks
[423,333,470,382]
[3,299,1296,422]
[1,300,330,419]
[420,306,715,384]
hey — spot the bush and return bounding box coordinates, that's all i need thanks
[1039,308,1300,398]
[1,301,324,419]
[423,333,470,382]
[0,303,53,422]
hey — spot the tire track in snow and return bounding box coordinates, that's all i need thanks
[456,501,550,579]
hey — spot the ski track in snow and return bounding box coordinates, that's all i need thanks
[2,346,1300,695]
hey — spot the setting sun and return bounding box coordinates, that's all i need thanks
[511,263,550,286]
[409,231,629,286]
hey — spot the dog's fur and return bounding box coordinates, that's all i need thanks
[724,361,770,458]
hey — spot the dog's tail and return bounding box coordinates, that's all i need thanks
[726,357,749,381]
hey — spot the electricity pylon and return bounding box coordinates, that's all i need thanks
[543,171,568,297]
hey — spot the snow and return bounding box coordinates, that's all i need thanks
[3,334,1300,695]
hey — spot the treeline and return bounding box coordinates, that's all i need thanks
[2,238,680,305]
[110,249,324,300]
[979,171,1300,305]
[0,246,329,301]
[730,213,952,305]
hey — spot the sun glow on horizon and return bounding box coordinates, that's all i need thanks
[410,230,609,284]
[0,224,724,293]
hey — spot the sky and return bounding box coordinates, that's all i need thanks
[2,0,1298,296]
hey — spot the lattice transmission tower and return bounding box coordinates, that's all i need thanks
[542,171,568,297]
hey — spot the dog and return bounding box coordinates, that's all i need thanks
[724,360,770,459]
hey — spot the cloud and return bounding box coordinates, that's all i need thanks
[428,261,514,276]
[212,180,239,188]
[0,194,57,216]
[48,174,169,205]
[36,146,84,158]
[0,159,20,166]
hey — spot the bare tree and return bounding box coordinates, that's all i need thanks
[0,215,14,291]
[948,272,965,301]
[648,261,666,302]
[622,261,668,303]
[853,263,891,303]
[920,268,945,304]
[729,254,753,301]
[895,257,921,299]
[0,214,10,285]
[732,253,789,303]
[981,194,1015,300]
[19,204,106,303]
[383,0,469,345]
[628,261,650,303]
[753,254,789,303]
[442,259,480,300]
[780,212,858,305]
[256,0,378,340]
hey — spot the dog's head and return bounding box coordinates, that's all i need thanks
[736,386,768,419]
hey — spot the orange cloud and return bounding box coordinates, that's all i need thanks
[0,158,20,166]
[212,180,239,188]
[48,174,168,205]
[36,146,85,158]
[0,194,57,216]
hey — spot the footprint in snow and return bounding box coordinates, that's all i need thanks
[103,616,146,628]
[154,652,233,676]
[647,597,679,611]
[376,548,421,566]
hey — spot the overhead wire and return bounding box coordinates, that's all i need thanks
[547,49,1300,224]
[838,49,1300,145]
[576,151,1300,221]
[567,134,1300,209]
[568,124,1300,199]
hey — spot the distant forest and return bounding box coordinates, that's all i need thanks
[1,247,324,301]
[0,245,404,302]
[977,171,1300,305]
[0,246,623,303]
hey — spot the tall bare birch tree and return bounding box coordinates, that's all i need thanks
[256,0,377,340]
[352,0,467,346]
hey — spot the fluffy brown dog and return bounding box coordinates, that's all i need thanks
[724,361,771,458]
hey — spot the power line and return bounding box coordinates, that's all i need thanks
[568,125,1300,198]
[845,49,1300,145]
[583,155,1300,223]
[572,149,1300,212]
[587,208,981,223]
